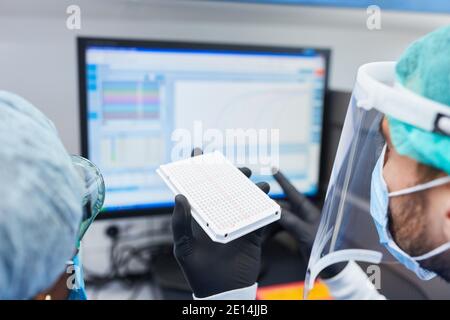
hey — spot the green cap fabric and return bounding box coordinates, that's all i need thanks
[390,25,450,175]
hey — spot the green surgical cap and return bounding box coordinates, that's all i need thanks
[390,25,450,175]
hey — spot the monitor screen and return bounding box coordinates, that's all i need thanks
[78,38,329,216]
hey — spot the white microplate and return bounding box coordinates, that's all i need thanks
[157,151,281,243]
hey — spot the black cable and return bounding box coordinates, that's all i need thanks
[117,229,170,242]
[86,241,168,289]
[83,223,176,300]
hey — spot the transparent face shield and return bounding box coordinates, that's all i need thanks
[304,62,450,299]
[71,155,105,246]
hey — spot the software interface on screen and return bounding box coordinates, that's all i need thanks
[84,43,327,212]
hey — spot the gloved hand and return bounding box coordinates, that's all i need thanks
[273,170,347,279]
[172,149,269,298]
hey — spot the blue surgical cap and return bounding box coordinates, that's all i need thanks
[389,25,450,175]
[0,91,84,299]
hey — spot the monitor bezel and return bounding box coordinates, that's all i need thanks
[77,36,331,219]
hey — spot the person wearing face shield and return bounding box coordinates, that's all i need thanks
[303,25,450,299]
[172,25,450,300]
[0,91,105,300]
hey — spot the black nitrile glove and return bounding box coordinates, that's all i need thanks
[172,149,270,298]
[273,170,347,279]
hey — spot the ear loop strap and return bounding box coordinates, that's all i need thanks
[413,242,450,261]
[388,173,450,261]
[388,175,450,197]
[386,172,450,262]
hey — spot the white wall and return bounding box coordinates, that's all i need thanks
[1,0,449,153]
[1,0,449,283]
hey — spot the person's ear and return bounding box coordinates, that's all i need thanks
[445,209,450,242]
[443,190,450,242]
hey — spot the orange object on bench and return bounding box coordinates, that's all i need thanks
[256,280,332,300]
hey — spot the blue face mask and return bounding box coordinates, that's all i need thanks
[65,156,103,300]
[67,287,87,300]
[370,145,450,280]
[66,254,87,300]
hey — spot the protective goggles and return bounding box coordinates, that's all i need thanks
[71,155,105,245]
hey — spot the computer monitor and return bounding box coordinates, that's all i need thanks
[78,37,329,218]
